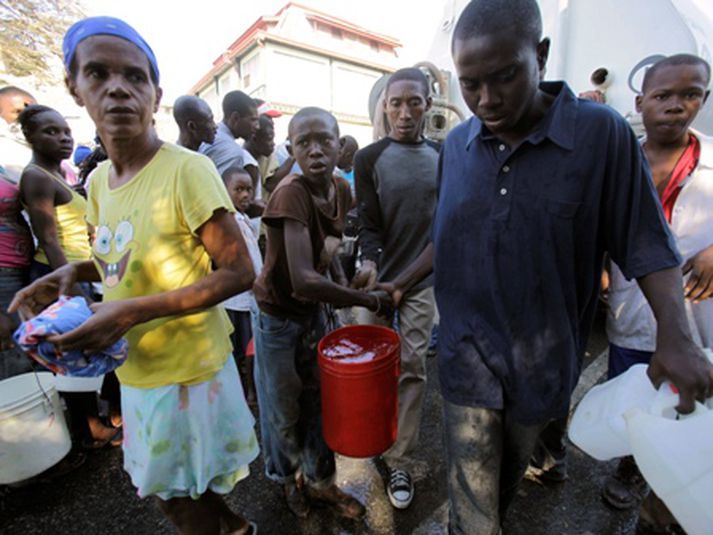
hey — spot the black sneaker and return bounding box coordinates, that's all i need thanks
[387,469,414,509]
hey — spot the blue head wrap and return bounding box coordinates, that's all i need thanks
[63,16,160,84]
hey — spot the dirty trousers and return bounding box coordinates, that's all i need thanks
[444,400,545,535]
[356,286,435,469]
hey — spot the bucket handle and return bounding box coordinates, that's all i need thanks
[32,369,55,418]
[17,307,56,418]
[650,381,709,420]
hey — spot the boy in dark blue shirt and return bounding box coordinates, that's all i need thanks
[381,0,713,532]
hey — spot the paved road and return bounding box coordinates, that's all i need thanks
[2,310,642,534]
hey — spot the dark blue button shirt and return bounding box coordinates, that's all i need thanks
[433,82,680,424]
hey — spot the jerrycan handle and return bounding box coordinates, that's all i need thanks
[649,381,710,420]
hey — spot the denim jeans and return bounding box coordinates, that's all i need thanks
[0,266,33,380]
[443,400,545,535]
[253,309,335,489]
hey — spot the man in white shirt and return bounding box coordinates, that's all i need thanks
[0,86,36,182]
[199,90,259,178]
[605,53,712,532]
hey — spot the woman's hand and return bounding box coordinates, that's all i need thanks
[8,263,78,320]
[47,300,138,354]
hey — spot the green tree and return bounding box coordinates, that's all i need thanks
[0,0,85,82]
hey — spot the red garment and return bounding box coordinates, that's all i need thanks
[660,134,700,223]
[0,174,34,268]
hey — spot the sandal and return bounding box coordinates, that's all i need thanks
[602,456,648,510]
[306,484,365,519]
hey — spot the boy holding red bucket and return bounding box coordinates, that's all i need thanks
[253,106,392,519]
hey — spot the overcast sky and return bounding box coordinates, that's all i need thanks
[86,0,440,102]
[86,0,713,103]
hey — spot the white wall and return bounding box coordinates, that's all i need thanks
[331,62,380,117]
[428,0,713,134]
[272,113,373,151]
[239,49,264,96]
[264,43,384,119]
[266,46,332,108]
[197,83,220,120]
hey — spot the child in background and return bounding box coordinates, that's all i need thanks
[222,166,262,407]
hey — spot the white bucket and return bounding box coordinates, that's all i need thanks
[54,374,104,393]
[0,372,72,484]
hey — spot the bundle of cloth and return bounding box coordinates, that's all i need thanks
[13,296,128,377]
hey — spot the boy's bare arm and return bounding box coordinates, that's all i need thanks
[329,253,349,287]
[378,243,434,306]
[284,218,386,311]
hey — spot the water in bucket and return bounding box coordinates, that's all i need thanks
[322,335,398,364]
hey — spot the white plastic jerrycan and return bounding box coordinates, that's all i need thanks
[569,364,657,460]
[625,396,713,535]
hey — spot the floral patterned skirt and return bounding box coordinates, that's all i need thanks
[120,356,259,500]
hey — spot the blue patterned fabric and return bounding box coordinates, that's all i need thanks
[13,295,128,377]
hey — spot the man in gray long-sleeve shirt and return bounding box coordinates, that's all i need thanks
[353,67,439,510]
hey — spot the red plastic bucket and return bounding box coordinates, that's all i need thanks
[318,325,400,458]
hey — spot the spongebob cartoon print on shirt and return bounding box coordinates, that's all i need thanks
[93,212,143,289]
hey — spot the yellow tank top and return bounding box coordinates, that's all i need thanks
[24,164,92,264]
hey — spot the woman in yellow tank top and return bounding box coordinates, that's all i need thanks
[18,104,91,281]
[18,104,119,451]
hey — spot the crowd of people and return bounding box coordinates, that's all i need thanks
[1,0,712,533]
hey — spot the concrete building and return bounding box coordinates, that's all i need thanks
[190,2,401,146]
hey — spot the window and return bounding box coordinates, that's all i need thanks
[242,54,261,89]
[219,73,232,95]
[198,86,219,118]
